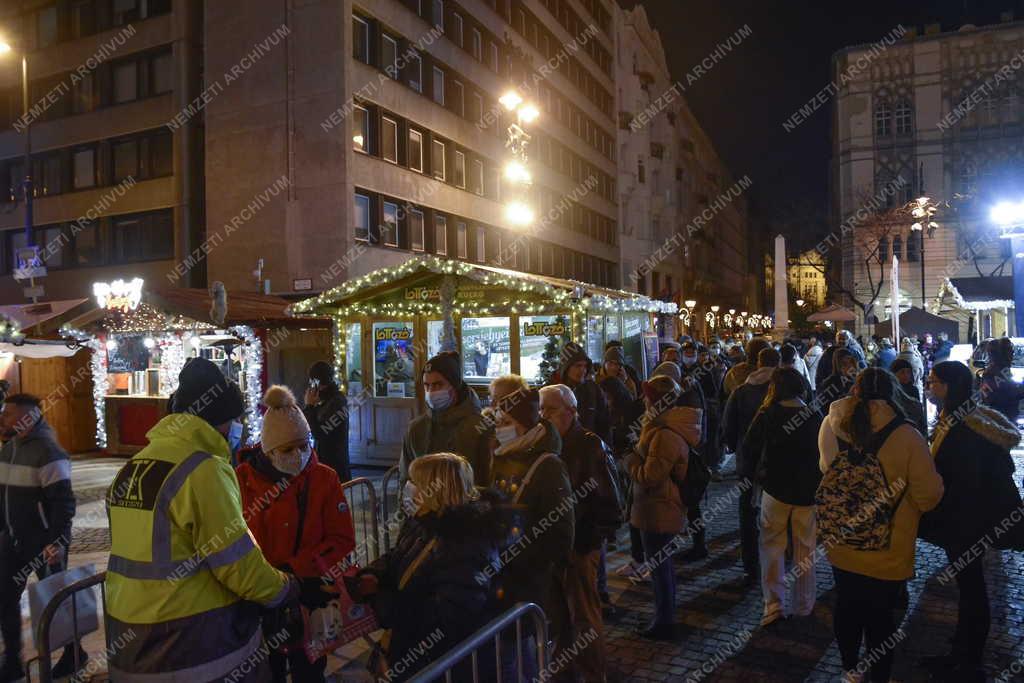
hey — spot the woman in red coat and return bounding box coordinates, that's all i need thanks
[236,385,356,682]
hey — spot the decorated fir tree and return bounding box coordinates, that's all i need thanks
[537,315,571,385]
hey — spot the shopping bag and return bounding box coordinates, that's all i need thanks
[303,556,380,663]
[28,563,99,652]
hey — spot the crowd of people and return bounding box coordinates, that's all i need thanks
[0,327,1022,682]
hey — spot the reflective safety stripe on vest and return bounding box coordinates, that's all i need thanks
[107,452,256,581]
[107,617,263,683]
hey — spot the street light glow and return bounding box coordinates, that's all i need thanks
[684,299,696,309]
[796,299,804,307]
[505,201,534,226]
[710,305,720,313]
[499,91,523,111]
[504,160,531,184]
[991,200,1024,227]
[0,40,11,55]
[518,104,539,123]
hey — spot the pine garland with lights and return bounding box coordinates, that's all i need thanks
[87,336,109,449]
[229,325,264,446]
[537,314,571,384]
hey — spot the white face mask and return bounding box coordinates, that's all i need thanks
[495,424,519,446]
[269,443,311,476]
[681,355,698,367]
[425,388,454,411]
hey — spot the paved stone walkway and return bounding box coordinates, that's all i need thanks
[16,454,1024,681]
[599,451,1024,682]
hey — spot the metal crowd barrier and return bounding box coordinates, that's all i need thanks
[32,570,108,683]
[341,476,381,567]
[409,603,549,683]
[380,465,401,552]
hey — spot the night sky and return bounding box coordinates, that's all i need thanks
[630,0,1024,241]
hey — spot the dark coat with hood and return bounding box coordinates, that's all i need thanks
[560,420,622,553]
[488,420,573,612]
[979,366,1024,423]
[742,401,823,506]
[920,404,1022,552]
[302,383,350,482]
[401,384,491,486]
[360,499,506,682]
[550,347,611,444]
[722,366,774,477]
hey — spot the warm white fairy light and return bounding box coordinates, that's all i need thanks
[230,325,263,445]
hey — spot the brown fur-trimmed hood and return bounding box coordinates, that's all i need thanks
[965,404,1021,450]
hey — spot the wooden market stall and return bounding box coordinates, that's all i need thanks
[61,279,330,455]
[290,256,676,466]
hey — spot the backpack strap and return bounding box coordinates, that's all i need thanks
[512,452,557,504]
[399,538,438,590]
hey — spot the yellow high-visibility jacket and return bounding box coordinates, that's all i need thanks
[104,413,292,681]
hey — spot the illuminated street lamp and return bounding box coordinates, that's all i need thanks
[501,90,538,230]
[796,299,805,308]
[991,199,1024,334]
[679,299,697,329]
[908,196,940,309]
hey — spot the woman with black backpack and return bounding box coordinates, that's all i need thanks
[818,368,943,683]
[919,361,1022,683]
[742,368,823,627]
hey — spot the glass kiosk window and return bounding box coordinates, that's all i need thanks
[622,314,644,375]
[427,320,446,359]
[605,315,621,345]
[586,316,605,362]
[373,322,415,397]
[520,315,566,383]
[461,317,511,381]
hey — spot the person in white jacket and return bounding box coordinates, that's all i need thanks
[803,337,823,391]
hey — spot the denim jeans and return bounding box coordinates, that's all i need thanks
[641,531,676,626]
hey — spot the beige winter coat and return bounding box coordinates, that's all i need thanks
[818,397,944,581]
[624,406,701,534]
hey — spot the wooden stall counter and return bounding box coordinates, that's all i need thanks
[104,395,170,456]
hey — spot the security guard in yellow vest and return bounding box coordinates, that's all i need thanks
[105,358,299,682]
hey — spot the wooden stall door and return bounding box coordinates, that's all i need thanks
[20,352,97,453]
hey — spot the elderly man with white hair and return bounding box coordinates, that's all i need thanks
[539,384,622,683]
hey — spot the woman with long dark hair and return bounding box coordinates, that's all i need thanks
[818,347,858,411]
[818,368,943,683]
[919,361,1021,683]
[742,368,823,627]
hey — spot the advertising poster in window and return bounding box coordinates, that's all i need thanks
[427,320,445,359]
[622,314,644,376]
[107,336,153,373]
[520,315,567,384]
[372,322,415,398]
[461,317,511,381]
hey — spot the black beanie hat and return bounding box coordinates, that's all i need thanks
[498,388,540,430]
[559,341,591,376]
[309,360,336,385]
[169,357,245,426]
[423,351,462,389]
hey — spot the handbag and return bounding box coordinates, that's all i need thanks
[302,554,383,663]
[28,563,99,652]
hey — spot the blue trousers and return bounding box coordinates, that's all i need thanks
[641,531,676,626]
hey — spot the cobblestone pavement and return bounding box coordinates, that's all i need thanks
[44,454,1024,681]
[599,450,1024,682]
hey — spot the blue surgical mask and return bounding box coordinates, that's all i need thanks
[425,388,454,411]
[227,420,243,453]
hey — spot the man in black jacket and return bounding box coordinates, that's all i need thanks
[0,394,80,681]
[303,361,351,483]
[722,347,780,583]
[553,342,611,445]
[540,384,621,682]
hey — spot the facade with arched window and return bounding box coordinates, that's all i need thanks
[832,20,1024,338]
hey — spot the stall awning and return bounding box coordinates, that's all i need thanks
[874,306,959,343]
[940,276,1015,311]
[149,288,331,328]
[807,304,857,322]
[290,256,678,317]
[0,299,91,335]
[0,339,82,359]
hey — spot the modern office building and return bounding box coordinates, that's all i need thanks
[832,16,1023,337]
[0,0,205,302]
[204,0,620,296]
